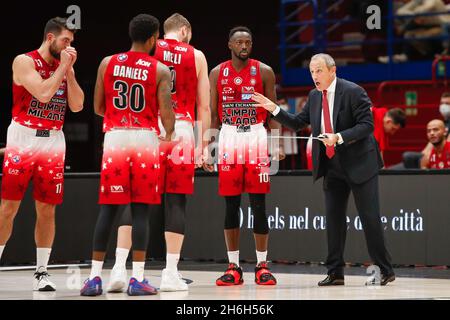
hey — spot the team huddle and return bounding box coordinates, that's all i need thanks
[0,13,284,296]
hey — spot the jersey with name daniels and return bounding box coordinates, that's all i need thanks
[103,51,159,133]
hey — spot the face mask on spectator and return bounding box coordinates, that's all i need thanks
[439,104,450,119]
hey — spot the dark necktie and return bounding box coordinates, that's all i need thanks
[322,90,335,159]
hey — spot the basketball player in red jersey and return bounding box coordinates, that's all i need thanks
[0,17,84,291]
[108,13,210,293]
[421,119,450,169]
[80,14,175,297]
[210,26,283,286]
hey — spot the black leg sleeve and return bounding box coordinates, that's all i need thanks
[249,193,268,235]
[224,195,241,229]
[93,204,121,252]
[118,205,132,227]
[130,203,150,251]
[165,193,187,235]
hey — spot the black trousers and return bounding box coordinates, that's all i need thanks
[322,154,394,276]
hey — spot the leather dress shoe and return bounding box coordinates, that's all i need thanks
[366,273,396,286]
[318,274,345,286]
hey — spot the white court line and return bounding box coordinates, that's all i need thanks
[0,264,90,272]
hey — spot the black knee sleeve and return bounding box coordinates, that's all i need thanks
[93,204,121,252]
[224,195,241,230]
[118,205,132,227]
[249,193,268,235]
[164,193,187,235]
[130,203,150,251]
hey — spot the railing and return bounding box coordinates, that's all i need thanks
[376,56,449,105]
[432,55,449,84]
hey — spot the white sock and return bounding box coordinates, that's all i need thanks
[227,250,239,266]
[0,245,4,260]
[256,250,267,265]
[89,260,104,280]
[166,253,180,272]
[114,248,129,269]
[36,248,51,272]
[132,262,145,282]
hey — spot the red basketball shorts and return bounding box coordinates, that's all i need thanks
[99,129,160,204]
[218,123,270,196]
[1,121,65,205]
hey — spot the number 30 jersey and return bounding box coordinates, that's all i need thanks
[103,51,159,133]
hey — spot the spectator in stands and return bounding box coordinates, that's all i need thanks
[394,0,450,61]
[417,91,450,163]
[439,91,450,134]
[391,91,450,169]
[372,107,407,158]
[420,119,450,168]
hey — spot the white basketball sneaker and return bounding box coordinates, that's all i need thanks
[107,266,127,293]
[33,269,56,292]
[159,268,188,292]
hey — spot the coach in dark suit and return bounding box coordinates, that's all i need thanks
[252,53,395,286]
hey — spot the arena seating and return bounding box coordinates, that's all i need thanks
[279,55,449,166]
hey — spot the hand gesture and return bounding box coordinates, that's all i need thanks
[60,49,72,69]
[65,46,78,67]
[319,133,338,147]
[251,92,277,113]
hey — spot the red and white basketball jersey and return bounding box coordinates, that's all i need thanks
[103,51,159,133]
[154,39,197,123]
[429,141,450,169]
[12,50,67,130]
[216,59,267,129]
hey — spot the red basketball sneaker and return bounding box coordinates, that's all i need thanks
[255,262,277,285]
[216,263,244,286]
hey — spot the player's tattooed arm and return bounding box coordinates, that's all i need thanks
[195,49,211,150]
[195,49,211,168]
[157,62,175,141]
[201,65,221,172]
